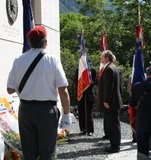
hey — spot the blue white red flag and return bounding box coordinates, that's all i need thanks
[128,25,145,133]
[77,33,92,101]
[98,32,108,80]
[22,0,35,52]
[131,25,145,85]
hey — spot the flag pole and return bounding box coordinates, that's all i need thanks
[129,4,145,141]
[85,93,88,133]
[77,31,91,134]
[138,5,141,25]
[81,30,88,133]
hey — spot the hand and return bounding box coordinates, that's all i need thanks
[60,113,72,129]
[104,102,110,109]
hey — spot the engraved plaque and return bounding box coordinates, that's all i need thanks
[6,0,18,25]
[0,0,23,43]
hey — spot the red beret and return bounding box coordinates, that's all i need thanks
[27,25,47,40]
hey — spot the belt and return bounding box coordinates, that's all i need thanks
[20,99,57,105]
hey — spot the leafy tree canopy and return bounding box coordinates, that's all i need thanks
[60,0,151,104]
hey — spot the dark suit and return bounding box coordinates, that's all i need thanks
[102,67,123,138]
[129,78,151,156]
[98,62,122,148]
[74,67,96,133]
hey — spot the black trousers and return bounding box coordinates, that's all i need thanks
[136,115,151,156]
[18,101,59,160]
[103,112,109,137]
[78,100,94,133]
[104,109,121,147]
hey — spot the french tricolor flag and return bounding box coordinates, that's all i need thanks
[128,24,145,132]
[77,34,91,101]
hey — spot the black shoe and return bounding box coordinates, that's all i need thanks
[79,131,86,135]
[100,135,109,140]
[132,138,137,143]
[87,132,93,136]
[104,146,120,153]
[132,133,137,143]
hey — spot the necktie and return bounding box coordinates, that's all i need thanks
[98,66,104,80]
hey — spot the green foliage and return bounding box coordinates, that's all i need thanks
[119,63,132,104]
[60,0,151,105]
[60,48,78,105]
[89,51,101,73]
[60,13,88,53]
[77,0,105,15]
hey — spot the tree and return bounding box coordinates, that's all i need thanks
[77,0,105,16]
[112,0,151,67]
[61,47,79,105]
[60,13,88,53]
[60,0,151,105]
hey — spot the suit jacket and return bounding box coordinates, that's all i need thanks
[97,62,123,111]
[129,78,151,128]
[129,78,151,114]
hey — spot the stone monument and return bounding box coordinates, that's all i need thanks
[0,0,23,95]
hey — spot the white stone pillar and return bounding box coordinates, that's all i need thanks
[32,0,62,112]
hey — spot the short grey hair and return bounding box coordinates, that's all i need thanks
[112,55,116,63]
[103,50,113,62]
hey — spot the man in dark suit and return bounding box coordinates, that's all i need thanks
[100,54,123,141]
[129,66,151,159]
[97,50,123,153]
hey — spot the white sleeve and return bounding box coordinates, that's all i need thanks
[7,60,16,89]
[54,58,68,87]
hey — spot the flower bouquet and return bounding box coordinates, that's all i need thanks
[0,103,22,155]
[57,112,74,145]
[57,128,69,145]
[0,96,18,119]
[4,146,22,160]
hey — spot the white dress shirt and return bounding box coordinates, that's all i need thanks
[7,48,68,101]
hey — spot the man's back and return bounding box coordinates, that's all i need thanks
[7,48,67,101]
[98,63,122,110]
[130,79,151,113]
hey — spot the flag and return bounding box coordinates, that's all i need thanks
[98,32,108,80]
[131,24,145,85]
[22,0,35,52]
[128,24,145,137]
[77,33,92,101]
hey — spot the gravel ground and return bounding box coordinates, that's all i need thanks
[56,112,134,160]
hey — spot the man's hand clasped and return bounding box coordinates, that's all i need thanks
[104,102,110,109]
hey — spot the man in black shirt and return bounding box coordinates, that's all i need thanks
[74,65,96,136]
[129,66,151,158]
